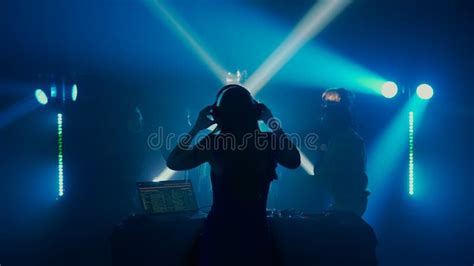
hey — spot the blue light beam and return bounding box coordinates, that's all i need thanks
[365,96,430,222]
[271,43,387,95]
[153,167,177,182]
[0,96,42,128]
[152,0,352,180]
[244,0,352,174]
[144,0,228,83]
[244,0,352,95]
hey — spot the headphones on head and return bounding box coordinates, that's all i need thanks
[321,88,354,108]
[209,84,263,123]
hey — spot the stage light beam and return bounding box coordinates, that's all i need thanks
[144,0,228,82]
[0,96,40,128]
[242,0,351,174]
[277,45,387,95]
[152,0,351,180]
[365,96,429,222]
[244,0,352,95]
[300,150,315,176]
[153,167,178,182]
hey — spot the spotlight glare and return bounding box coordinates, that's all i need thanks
[50,84,57,98]
[71,84,78,102]
[35,89,48,105]
[416,83,433,100]
[299,149,315,176]
[153,167,178,182]
[381,81,398,98]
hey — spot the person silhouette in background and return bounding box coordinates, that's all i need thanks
[314,88,370,217]
[167,84,300,266]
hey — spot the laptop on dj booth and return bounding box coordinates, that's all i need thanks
[137,180,198,217]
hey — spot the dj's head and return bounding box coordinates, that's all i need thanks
[212,84,261,132]
[321,88,354,131]
[321,88,354,108]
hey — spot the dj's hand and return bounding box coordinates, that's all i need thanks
[193,105,216,131]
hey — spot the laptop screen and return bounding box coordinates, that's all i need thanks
[137,180,198,215]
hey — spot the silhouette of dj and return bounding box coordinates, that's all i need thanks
[167,84,300,266]
[314,88,370,217]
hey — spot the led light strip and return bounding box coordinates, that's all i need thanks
[58,113,64,197]
[408,111,414,195]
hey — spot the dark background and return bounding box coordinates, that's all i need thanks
[0,0,473,265]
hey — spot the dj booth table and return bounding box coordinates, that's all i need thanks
[110,212,377,266]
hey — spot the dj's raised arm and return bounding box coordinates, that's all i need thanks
[259,103,301,169]
[166,105,214,171]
